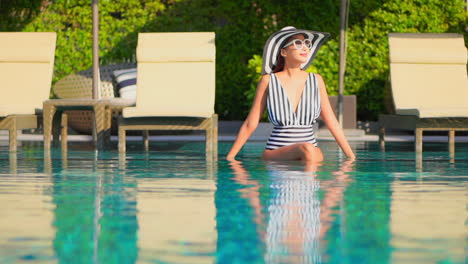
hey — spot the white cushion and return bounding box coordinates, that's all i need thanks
[137,33,216,62]
[113,68,137,100]
[388,33,468,118]
[389,33,467,64]
[119,87,137,106]
[123,106,212,118]
[0,32,56,62]
[0,106,36,116]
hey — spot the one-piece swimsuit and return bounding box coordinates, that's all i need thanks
[265,73,321,150]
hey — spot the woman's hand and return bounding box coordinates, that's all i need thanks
[225,75,269,161]
[317,73,356,160]
[347,153,356,161]
[226,154,236,161]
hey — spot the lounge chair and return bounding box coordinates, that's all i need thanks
[379,33,468,152]
[0,32,57,151]
[118,32,218,159]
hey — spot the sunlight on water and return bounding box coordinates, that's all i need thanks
[0,141,466,263]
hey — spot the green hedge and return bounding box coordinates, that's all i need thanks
[245,0,466,120]
[2,0,465,120]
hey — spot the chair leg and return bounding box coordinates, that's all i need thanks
[415,128,423,153]
[205,118,213,161]
[119,126,126,153]
[212,114,218,161]
[448,130,455,155]
[8,118,17,152]
[61,113,68,151]
[43,104,56,150]
[143,130,149,151]
[379,126,385,151]
[103,108,112,147]
[94,103,106,150]
[52,110,62,148]
[415,152,423,171]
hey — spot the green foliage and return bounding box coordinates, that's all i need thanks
[245,0,466,120]
[345,0,466,120]
[16,0,164,85]
[0,0,44,30]
[5,0,466,120]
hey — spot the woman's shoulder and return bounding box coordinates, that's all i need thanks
[314,73,324,80]
[309,72,324,80]
[260,74,271,84]
[254,74,271,91]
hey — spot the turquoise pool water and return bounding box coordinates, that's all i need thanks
[0,141,466,263]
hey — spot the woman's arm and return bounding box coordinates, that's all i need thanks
[226,75,269,160]
[316,74,356,160]
[229,160,265,232]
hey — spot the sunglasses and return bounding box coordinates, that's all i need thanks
[283,38,312,50]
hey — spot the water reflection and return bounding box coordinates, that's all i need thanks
[1,142,466,263]
[223,159,354,263]
[0,151,55,261]
[136,177,217,263]
[390,175,466,263]
[119,153,218,263]
[51,151,138,264]
[46,150,217,264]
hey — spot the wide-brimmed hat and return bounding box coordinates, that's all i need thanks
[261,26,330,75]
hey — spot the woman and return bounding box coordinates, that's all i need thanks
[226,26,355,162]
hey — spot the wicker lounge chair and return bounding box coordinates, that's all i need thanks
[379,33,468,153]
[0,32,56,151]
[118,32,218,159]
[53,63,136,134]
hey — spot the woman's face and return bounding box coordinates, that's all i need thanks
[281,34,310,64]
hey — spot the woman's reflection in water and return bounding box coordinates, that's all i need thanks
[228,159,354,263]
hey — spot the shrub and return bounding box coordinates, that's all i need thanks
[4,0,465,120]
[245,0,466,120]
[17,0,165,85]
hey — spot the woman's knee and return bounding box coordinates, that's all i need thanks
[298,143,322,161]
[298,143,315,159]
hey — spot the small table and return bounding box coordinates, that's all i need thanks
[43,98,134,150]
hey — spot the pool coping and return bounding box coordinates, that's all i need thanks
[1,121,468,144]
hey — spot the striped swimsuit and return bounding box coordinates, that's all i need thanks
[265,73,321,150]
[265,166,322,262]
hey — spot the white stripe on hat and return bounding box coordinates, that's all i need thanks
[262,27,330,75]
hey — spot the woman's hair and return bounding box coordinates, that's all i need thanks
[272,54,285,73]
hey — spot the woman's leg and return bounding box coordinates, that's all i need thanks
[262,142,324,162]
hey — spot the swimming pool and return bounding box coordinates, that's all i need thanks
[0,141,466,263]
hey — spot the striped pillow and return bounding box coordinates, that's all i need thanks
[113,68,137,100]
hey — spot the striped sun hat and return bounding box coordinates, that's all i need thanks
[261,26,330,75]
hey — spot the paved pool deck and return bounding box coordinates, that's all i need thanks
[1,121,468,145]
